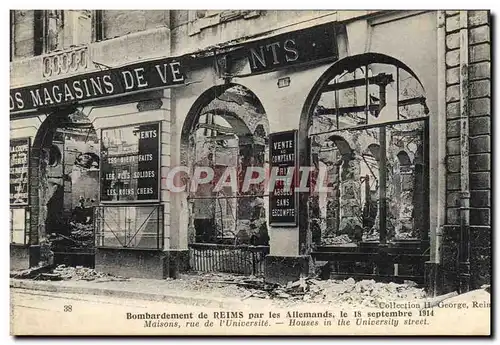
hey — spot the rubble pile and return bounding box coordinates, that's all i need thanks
[206,274,321,301]
[206,273,426,306]
[68,223,94,247]
[268,277,324,302]
[10,265,52,280]
[48,223,94,250]
[11,264,129,282]
[362,231,380,241]
[317,278,426,307]
[394,232,415,240]
[322,234,353,245]
[51,265,129,282]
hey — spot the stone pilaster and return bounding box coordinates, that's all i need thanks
[442,10,491,292]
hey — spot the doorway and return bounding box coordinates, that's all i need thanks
[30,107,99,267]
[181,84,271,275]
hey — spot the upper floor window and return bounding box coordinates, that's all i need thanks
[188,10,261,36]
[11,10,100,60]
[36,10,93,54]
[11,10,170,61]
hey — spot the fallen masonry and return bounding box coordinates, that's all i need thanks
[207,274,428,307]
[10,264,129,282]
[10,267,478,309]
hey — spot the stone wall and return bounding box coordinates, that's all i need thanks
[443,10,491,292]
[12,10,35,60]
[102,10,170,39]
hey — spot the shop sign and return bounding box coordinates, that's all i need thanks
[247,23,338,74]
[10,57,186,114]
[269,130,299,227]
[10,23,337,115]
[100,122,160,203]
[10,138,30,205]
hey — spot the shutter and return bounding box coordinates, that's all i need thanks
[33,10,45,56]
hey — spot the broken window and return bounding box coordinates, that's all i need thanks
[38,110,100,257]
[309,57,429,246]
[30,10,94,56]
[187,85,269,246]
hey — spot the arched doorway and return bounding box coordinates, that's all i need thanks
[302,53,430,283]
[181,84,270,275]
[30,107,99,267]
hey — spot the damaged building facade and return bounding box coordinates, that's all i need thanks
[10,10,491,294]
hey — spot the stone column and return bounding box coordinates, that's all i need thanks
[318,149,340,239]
[412,144,426,239]
[309,151,321,246]
[235,141,253,243]
[327,154,341,237]
[338,153,363,241]
[398,163,415,238]
[235,140,268,244]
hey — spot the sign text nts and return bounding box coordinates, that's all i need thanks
[247,23,338,74]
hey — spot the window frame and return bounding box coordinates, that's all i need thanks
[10,207,29,246]
[309,59,430,244]
[94,204,164,250]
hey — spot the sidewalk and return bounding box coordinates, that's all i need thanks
[10,269,431,310]
[10,270,490,313]
[10,274,270,309]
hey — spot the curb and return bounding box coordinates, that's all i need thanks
[10,279,248,309]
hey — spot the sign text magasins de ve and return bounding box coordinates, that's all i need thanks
[10,57,186,113]
[10,23,338,114]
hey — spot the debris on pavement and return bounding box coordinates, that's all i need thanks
[200,271,427,307]
[11,264,129,282]
[52,265,129,282]
[321,279,427,307]
[273,277,426,307]
[11,267,430,308]
[10,265,53,280]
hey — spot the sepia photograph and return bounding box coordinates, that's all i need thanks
[8,8,492,336]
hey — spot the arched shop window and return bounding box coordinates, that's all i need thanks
[308,54,429,246]
[183,84,270,246]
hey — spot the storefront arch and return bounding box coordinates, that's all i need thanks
[180,83,270,249]
[299,53,426,150]
[181,84,236,166]
[300,52,431,281]
[29,106,76,245]
[29,106,99,266]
